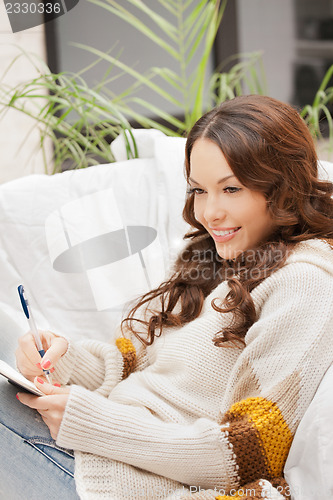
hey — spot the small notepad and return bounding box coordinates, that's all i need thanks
[0,360,43,396]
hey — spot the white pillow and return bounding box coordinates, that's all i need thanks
[284,159,333,499]
[0,132,188,341]
[284,364,333,499]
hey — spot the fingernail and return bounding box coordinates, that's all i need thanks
[16,394,20,401]
[36,362,42,369]
[41,359,51,369]
[50,367,55,373]
[37,377,44,384]
[53,383,61,387]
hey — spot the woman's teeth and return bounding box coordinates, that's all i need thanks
[212,228,239,236]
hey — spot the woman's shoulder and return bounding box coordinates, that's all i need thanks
[251,238,333,306]
[285,237,333,275]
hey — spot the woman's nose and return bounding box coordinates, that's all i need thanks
[203,195,226,224]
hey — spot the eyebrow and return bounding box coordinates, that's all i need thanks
[188,174,236,185]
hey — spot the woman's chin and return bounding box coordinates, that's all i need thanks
[216,247,243,261]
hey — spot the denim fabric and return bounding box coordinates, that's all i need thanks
[0,310,79,499]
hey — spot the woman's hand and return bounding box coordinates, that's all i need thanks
[16,330,68,381]
[16,377,71,440]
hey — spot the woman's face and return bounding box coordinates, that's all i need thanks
[189,138,275,260]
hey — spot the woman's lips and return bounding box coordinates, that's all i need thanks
[210,227,241,242]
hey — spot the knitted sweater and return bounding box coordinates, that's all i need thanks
[55,239,333,500]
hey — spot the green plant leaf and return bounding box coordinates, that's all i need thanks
[157,0,178,15]
[114,102,181,136]
[184,0,211,43]
[73,43,184,108]
[189,0,226,125]
[87,0,180,58]
[129,96,187,130]
[151,67,184,92]
[0,0,287,172]
[117,0,178,38]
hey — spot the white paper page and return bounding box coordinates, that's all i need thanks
[0,360,43,396]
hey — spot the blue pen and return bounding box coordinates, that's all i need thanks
[18,285,52,383]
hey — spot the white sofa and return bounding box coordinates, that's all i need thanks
[0,130,332,499]
[0,131,188,342]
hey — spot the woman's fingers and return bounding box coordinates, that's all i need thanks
[34,376,70,395]
[40,336,68,371]
[17,332,42,366]
[16,379,70,439]
[15,330,68,379]
[17,378,70,408]
[16,332,43,380]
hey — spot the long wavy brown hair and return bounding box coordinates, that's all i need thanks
[121,95,333,347]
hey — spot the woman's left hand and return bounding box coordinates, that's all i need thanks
[17,377,71,440]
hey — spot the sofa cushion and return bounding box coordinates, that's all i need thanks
[0,132,188,341]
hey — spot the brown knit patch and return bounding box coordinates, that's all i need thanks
[221,413,271,485]
[115,337,136,379]
[271,477,291,498]
[121,350,136,379]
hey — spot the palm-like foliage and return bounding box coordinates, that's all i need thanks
[301,64,333,148]
[80,0,264,135]
[0,50,137,173]
[8,1,333,172]
[0,0,268,172]
[210,52,267,104]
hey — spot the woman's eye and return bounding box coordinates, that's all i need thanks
[187,186,241,195]
[224,186,241,194]
[187,187,204,195]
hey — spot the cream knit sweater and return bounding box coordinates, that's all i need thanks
[54,239,333,500]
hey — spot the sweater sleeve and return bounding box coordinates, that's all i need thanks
[53,328,145,395]
[53,300,155,391]
[56,262,333,495]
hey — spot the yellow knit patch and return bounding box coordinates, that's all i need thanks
[115,337,136,379]
[228,397,293,477]
[115,337,135,355]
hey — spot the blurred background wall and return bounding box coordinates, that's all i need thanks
[0,0,52,182]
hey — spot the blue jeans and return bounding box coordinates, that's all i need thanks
[0,310,79,499]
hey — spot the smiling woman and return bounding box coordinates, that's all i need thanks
[1,95,333,500]
[188,138,275,260]
[125,95,332,347]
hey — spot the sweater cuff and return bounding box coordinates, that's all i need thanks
[54,341,125,393]
[52,338,77,385]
